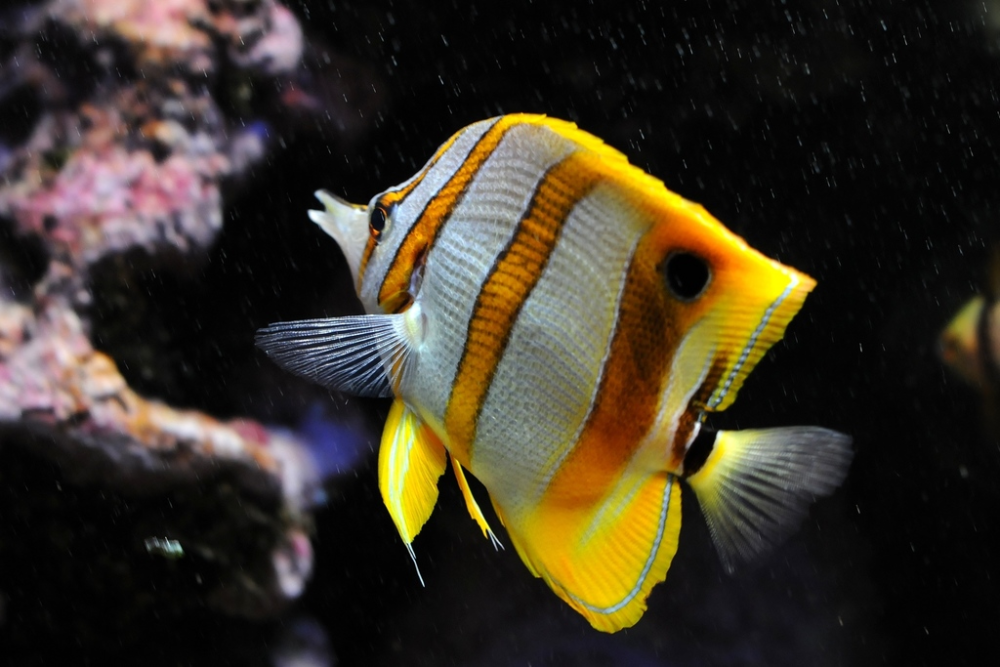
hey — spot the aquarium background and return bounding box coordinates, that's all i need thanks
[1,0,998,665]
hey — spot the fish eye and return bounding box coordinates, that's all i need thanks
[370,205,389,243]
[664,251,711,301]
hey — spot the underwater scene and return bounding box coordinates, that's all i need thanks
[0,0,997,665]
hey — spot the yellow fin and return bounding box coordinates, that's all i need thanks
[504,114,632,168]
[704,269,816,413]
[489,496,510,531]
[450,456,503,550]
[685,427,853,573]
[378,398,447,585]
[940,295,986,387]
[503,473,683,633]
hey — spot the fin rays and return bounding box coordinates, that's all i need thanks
[564,474,676,617]
[502,472,683,632]
[685,426,853,572]
[450,457,503,550]
[256,314,413,397]
[378,399,448,585]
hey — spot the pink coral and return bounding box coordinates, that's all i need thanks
[1,115,228,267]
[0,0,304,299]
[47,0,303,74]
[0,294,319,613]
[0,0,324,621]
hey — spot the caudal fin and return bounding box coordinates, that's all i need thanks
[684,427,853,573]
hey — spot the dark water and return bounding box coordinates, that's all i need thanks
[3,0,1000,665]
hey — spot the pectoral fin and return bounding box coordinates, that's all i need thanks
[378,398,447,585]
[684,426,853,573]
[500,472,683,633]
[256,305,425,398]
[450,457,502,550]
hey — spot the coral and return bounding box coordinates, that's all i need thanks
[0,94,230,280]
[45,0,303,76]
[0,293,317,617]
[0,0,375,646]
[0,0,306,303]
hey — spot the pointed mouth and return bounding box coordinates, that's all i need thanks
[308,190,369,281]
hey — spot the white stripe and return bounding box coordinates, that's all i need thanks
[525,231,641,512]
[399,123,575,435]
[358,119,497,311]
[707,272,800,409]
[469,184,644,516]
[574,328,712,546]
[566,475,675,615]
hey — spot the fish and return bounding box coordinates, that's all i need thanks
[940,247,1000,431]
[256,114,853,632]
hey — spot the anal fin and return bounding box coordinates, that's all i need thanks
[450,457,503,550]
[500,472,683,633]
[378,398,448,585]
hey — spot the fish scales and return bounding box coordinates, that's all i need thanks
[256,113,854,634]
[472,180,644,517]
[445,152,600,469]
[402,123,576,443]
[356,125,474,288]
[372,118,521,309]
[544,225,680,505]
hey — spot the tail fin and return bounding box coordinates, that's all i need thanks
[684,427,853,573]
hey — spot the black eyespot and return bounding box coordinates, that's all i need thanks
[664,251,711,301]
[370,205,388,242]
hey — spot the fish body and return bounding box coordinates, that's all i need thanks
[941,295,997,388]
[258,114,852,632]
[940,248,1000,430]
